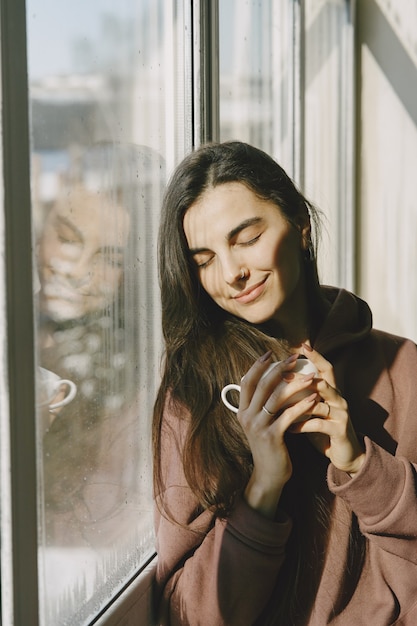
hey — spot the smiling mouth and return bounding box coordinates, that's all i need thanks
[234,277,268,304]
[43,282,92,302]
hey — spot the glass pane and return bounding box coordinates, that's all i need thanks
[219,0,295,174]
[27,0,190,623]
[303,0,354,289]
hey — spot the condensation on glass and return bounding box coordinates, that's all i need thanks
[27,0,190,623]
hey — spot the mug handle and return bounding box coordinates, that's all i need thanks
[49,379,77,411]
[221,383,241,413]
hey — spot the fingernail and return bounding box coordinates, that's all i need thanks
[302,342,313,352]
[282,373,295,381]
[259,350,272,363]
[284,353,298,364]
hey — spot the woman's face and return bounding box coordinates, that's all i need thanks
[183,182,309,327]
[38,187,130,322]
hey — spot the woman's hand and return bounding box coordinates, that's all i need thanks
[289,344,366,476]
[238,351,318,518]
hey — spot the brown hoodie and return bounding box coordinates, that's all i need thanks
[154,288,417,625]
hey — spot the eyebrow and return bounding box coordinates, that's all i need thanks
[189,216,264,256]
[226,217,263,242]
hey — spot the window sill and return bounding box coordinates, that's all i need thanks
[93,554,157,626]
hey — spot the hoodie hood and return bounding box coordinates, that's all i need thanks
[314,287,373,356]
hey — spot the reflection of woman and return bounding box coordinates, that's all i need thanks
[38,184,130,324]
[153,142,417,625]
[37,142,163,547]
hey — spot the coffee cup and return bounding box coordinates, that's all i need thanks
[37,367,77,411]
[221,358,318,413]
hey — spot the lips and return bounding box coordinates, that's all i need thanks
[234,277,268,304]
[42,281,89,302]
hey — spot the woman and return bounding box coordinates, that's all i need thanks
[153,141,417,625]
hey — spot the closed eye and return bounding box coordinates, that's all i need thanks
[239,234,261,246]
[58,234,81,245]
[55,216,83,245]
[196,256,214,269]
[192,252,214,269]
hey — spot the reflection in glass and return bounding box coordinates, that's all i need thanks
[26,0,189,622]
[34,142,163,624]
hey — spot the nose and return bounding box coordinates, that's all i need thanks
[221,254,245,285]
[65,253,93,287]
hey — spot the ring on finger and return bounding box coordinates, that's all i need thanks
[262,405,275,416]
[324,401,331,417]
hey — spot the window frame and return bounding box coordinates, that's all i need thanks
[192,0,220,146]
[1,0,40,623]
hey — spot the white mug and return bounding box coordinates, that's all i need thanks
[37,367,77,411]
[221,359,318,413]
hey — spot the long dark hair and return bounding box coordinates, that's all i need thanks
[153,141,342,622]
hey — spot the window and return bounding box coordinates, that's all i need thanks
[2,0,192,623]
[219,0,296,175]
[303,0,355,290]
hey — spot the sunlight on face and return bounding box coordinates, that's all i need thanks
[183,182,306,326]
[38,186,130,322]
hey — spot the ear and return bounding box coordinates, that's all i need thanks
[299,221,311,251]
